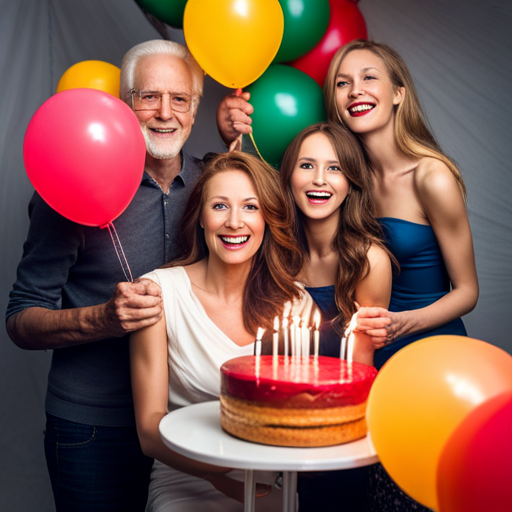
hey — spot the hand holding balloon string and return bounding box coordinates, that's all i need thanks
[102,279,163,337]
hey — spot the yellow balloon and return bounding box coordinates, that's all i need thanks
[367,336,512,511]
[184,0,284,88]
[56,60,121,98]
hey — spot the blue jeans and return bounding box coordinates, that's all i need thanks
[44,413,153,512]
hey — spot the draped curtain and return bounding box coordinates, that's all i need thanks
[0,0,510,509]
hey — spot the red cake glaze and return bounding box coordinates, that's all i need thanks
[221,355,377,409]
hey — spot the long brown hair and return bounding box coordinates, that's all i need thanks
[168,151,302,334]
[324,39,466,197]
[280,122,392,334]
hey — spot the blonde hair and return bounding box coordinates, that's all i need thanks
[324,39,466,197]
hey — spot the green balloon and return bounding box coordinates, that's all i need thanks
[135,0,188,28]
[247,65,326,167]
[274,0,330,63]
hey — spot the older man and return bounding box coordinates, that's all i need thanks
[6,40,205,511]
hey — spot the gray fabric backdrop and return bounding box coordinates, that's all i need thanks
[1,0,510,510]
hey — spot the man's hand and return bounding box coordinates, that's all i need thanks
[217,89,254,145]
[102,279,163,337]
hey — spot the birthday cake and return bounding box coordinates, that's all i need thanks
[220,355,377,447]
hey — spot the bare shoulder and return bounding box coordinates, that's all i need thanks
[413,157,461,200]
[366,243,391,272]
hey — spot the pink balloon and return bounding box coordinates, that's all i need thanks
[289,0,367,87]
[437,391,512,512]
[23,88,146,227]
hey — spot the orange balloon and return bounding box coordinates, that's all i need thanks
[367,336,512,511]
[57,60,121,98]
[184,0,284,88]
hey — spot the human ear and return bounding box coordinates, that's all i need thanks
[393,86,405,105]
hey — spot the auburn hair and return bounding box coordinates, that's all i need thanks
[280,122,393,334]
[166,151,302,334]
[324,39,466,197]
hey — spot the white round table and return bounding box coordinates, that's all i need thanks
[159,401,378,512]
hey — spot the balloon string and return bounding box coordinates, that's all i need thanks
[249,132,267,164]
[103,221,134,283]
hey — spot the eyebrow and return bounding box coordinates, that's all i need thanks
[137,89,192,95]
[337,66,380,78]
[209,196,259,202]
[298,157,340,165]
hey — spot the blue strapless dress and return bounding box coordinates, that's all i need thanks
[375,217,466,370]
[305,285,341,358]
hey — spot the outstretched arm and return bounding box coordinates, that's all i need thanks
[7,279,163,350]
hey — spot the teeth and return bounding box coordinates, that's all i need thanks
[153,128,175,133]
[306,192,332,198]
[349,104,374,113]
[220,236,249,244]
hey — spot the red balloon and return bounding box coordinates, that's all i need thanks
[437,391,512,512]
[23,88,146,227]
[289,0,367,87]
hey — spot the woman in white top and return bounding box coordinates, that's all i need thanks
[130,151,302,511]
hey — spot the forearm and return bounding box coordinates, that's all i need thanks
[394,286,478,340]
[139,415,228,478]
[6,305,114,350]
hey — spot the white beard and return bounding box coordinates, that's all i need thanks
[141,125,183,160]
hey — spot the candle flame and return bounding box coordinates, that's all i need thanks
[256,327,265,341]
[273,316,279,331]
[292,315,301,327]
[283,301,292,317]
[282,316,288,328]
[314,310,321,329]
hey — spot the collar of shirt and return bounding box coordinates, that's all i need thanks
[141,150,196,189]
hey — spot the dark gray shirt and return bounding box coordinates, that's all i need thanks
[6,151,203,426]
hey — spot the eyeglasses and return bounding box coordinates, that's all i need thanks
[130,90,193,113]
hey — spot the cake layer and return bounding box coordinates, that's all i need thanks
[220,407,367,447]
[220,395,366,427]
[221,355,377,408]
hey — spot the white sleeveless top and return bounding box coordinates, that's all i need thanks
[142,266,255,412]
[140,266,311,511]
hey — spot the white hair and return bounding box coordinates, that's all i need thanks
[120,40,204,110]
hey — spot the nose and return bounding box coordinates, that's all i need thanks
[313,167,327,186]
[349,79,364,98]
[225,208,245,229]
[156,94,174,120]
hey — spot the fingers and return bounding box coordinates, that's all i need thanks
[356,318,392,333]
[356,306,390,318]
[363,328,390,338]
[134,278,162,297]
[106,281,164,335]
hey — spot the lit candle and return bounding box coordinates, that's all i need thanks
[254,327,264,357]
[340,335,347,360]
[313,310,321,358]
[301,319,309,359]
[282,317,289,358]
[347,331,354,363]
[345,313,357,363]
[293,316,301,359]
[273,316,279,357]
[290,316,295,357]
